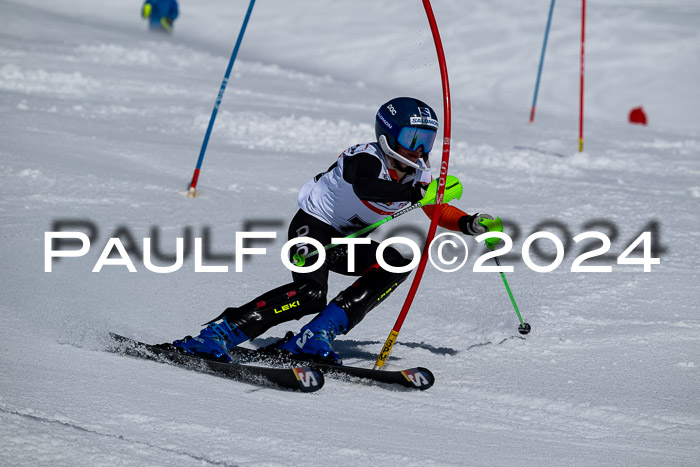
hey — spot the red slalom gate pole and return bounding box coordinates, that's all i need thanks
[579,0,586,152]
[374,0,451,370]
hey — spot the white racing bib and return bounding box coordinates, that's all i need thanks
[298,142,432,234]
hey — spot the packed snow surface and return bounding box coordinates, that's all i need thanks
[1,0,699,465]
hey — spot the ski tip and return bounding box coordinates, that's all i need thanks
[292,367,325,393]
[400,367,435,390]
[106,332,132,351]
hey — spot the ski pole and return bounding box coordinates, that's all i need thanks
[478,217,531,335]
[188,0,256,198]
[529,0,556,124]
[292,176,463,267]
[494,256,530,335]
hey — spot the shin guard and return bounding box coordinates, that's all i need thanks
[332,263,411,331]
[208,280,327,340]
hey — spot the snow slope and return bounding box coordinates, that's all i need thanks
[1,0,699,465]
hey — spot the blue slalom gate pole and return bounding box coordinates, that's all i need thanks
[529,0,555,124]
[188,0,256,197]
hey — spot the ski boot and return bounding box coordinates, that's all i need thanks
[278,302,349,365]
[171,318,249,363]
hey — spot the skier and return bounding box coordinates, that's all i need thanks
[141,0,179,33]
[171,97,496,364]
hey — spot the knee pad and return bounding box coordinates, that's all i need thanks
[332,261,411,331]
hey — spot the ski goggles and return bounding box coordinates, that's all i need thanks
[396,126,437,153]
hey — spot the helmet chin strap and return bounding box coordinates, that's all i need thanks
[378,135,430,172]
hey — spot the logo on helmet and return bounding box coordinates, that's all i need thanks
[408,107,438,128]
[410,116,438,128]
[377,112,393,129]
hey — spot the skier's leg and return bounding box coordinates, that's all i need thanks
[170,279,327,362]
[171,210,337,362]
[333,257,412,331]
[210,209,338,336]
[211,279,328,338]
[279,243,411,364]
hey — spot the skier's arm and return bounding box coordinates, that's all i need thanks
[343,153,422,203]
[421,204,466,231]
[422,204,495,235]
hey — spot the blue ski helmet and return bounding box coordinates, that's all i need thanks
[375,97,438,171]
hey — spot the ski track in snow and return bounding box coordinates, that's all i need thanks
[0,405,237,467]
[1,0,700,465]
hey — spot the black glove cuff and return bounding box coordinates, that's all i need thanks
[408,185,425,204]
[458,214,478,235]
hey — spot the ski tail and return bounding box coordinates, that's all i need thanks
[107,333,324,393]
